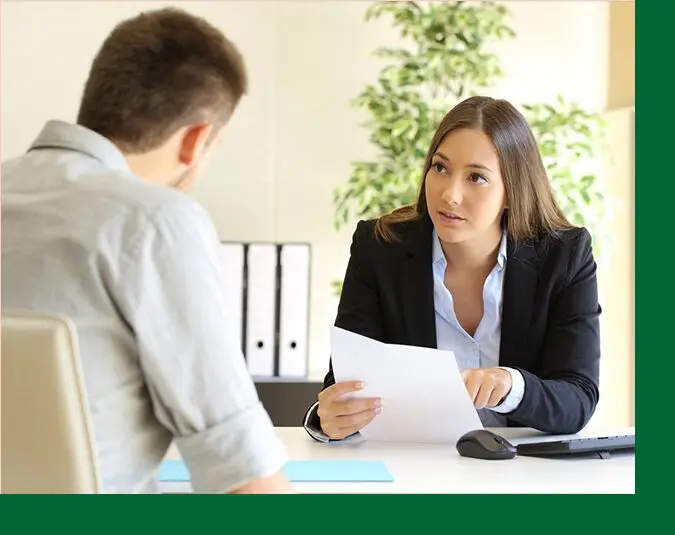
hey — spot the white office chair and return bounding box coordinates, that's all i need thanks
[1,310,101,493]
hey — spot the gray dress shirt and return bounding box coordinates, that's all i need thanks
[1,120,286,493]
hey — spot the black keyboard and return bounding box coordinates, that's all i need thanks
[516,433,635,458]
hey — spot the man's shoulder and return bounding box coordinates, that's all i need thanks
[89,169,206,219]
[75,166,214,235]
[3,152,214,247]
[97,173,217,249]
[3,151,202,216]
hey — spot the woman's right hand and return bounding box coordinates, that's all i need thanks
[317,381,382,440]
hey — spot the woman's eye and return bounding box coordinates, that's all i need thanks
[432,163,445,173]
[470,173,488,184]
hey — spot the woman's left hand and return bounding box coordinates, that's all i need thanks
[461,367,512,409]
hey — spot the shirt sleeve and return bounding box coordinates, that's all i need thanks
[114,197,286,493]
[490,367,526,414]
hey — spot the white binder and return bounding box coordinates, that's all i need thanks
[278,244,310,377]
[245,243,277,377]
[218,243,245,351]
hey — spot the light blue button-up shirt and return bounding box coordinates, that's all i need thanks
[432,229,524,427]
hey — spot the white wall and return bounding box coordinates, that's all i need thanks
[3,1,629,423]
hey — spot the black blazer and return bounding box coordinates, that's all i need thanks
[310,214,601,435]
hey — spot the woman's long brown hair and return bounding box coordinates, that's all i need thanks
[374,96,573,242]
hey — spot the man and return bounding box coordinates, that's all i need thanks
[2,7,292,494]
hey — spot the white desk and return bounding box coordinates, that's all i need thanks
[162,426,635,494]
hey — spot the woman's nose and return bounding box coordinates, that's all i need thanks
[441,177,463,206]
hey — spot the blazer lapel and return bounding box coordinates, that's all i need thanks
[499,237,541,368]
[398,215,437,348]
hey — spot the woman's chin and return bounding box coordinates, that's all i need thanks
[433,223,471,244]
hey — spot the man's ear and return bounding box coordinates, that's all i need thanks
[178,123,214,167]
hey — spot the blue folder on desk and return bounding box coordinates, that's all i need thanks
[159,459,394,483]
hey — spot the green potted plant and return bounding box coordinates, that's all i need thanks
[332,1,608,295]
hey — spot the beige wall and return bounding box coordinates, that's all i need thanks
[595,108,634,427]
[593,0,635,426]
[2,1,632,425]
[608,1,635,110]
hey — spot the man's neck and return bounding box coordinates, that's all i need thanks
[123,149,175,187]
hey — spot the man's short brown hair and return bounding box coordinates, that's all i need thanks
[77,8,247,153]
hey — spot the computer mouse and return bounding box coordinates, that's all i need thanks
[456,429,517,460]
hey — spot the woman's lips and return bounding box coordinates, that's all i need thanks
[438,210,466,226]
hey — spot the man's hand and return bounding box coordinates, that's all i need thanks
[461,367,512,409]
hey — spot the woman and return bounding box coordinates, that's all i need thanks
[304,96,601,442]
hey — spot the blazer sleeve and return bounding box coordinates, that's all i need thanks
[321,220,387,389]
[507,228,601,434]
[303,220,386,432]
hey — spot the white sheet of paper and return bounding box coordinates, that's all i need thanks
[330,326,483,444]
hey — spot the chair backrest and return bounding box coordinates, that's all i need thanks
[1,310,101,493]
